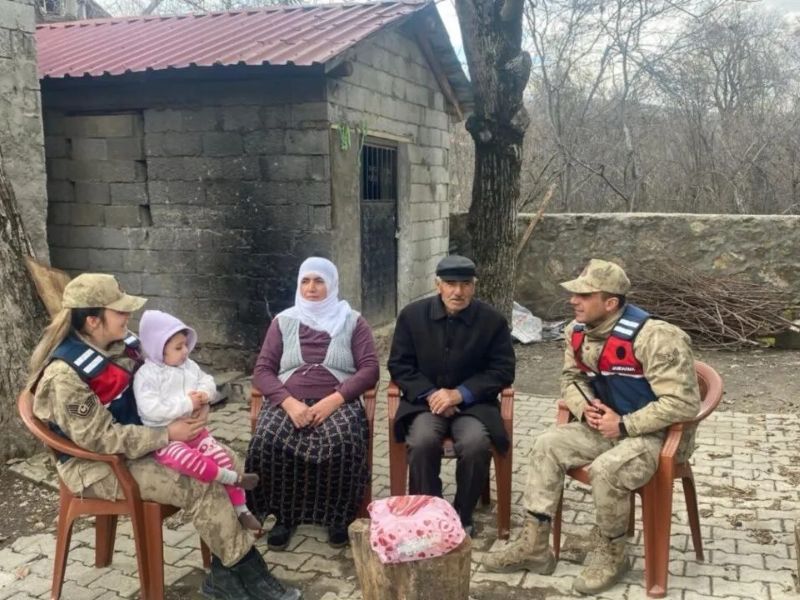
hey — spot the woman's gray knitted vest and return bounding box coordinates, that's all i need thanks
[276,311,358,383]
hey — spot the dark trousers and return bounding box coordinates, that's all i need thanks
[405,411,491,525]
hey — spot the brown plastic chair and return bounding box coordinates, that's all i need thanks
[387,382,515,539]
[18,390,210,600]
[551,360,724,598]
[250,386,377,519]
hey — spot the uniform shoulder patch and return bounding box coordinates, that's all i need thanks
[67,399,96,418]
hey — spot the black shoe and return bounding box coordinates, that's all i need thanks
[328,525,349,548]
[267,522,295,551]
[201,556,253,600]
[234,548,302,600]
[462,521,475,538]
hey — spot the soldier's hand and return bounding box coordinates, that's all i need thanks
[584,400,605,428]
[167,417,205,441]
[281,396,313,429]
[592,403,622,439]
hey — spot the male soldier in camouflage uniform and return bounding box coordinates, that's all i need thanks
[483,259,700,595]
[31,273,301,600]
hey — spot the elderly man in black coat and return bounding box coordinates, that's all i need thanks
[388,255,516,535]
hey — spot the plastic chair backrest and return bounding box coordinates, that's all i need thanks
[691,361,724,425]
[18,390,116,464]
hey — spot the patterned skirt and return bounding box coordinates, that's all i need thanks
[245,399,370,528]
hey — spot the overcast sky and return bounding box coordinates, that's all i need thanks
[435,0,800,66]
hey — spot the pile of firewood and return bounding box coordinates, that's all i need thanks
[628,263,797,349]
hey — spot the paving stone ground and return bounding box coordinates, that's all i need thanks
[3,382,799,600]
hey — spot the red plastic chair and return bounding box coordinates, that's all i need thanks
[551,361,724,598]
[387,382,515,539]
[18,390,210,600]
[250,386,377,519]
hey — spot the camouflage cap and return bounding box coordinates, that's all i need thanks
[560,259,631,295]
[62,273,147,312]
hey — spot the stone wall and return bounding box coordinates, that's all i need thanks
[43,74,332,367]
[451,213,800,319]
[0,0,48,260]
[328,28,452,308]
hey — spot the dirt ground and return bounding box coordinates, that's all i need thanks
[3,343,798,598]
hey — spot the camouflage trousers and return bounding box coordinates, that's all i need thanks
[84,446,254,567]
[523,422,664,538]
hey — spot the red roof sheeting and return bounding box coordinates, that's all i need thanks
[36,1,428,79]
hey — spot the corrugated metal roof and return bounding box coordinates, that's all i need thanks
[36,1,430,79]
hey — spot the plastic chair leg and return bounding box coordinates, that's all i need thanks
[640,477,672,599]
[388,441,408,497]
[129,502,156,600]
[552,494,563,560]
[94,515,118,567]
[201,540,211,570]
[494,451,512,540]
[682,473,704,561]
[52,491,75,600]
[142,503,170,600]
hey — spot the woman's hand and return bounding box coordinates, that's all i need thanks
[309,393,345,427]
[281,396,313,429]
[167,416,205,441]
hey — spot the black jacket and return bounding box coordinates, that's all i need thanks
[388,295,516,452]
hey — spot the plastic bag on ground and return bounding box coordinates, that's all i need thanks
[512,301,543,344]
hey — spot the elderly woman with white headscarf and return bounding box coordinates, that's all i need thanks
[245,257,379,550]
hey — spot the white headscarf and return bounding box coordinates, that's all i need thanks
[278,257,352,337]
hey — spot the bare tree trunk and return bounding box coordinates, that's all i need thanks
[458,0,531,319]
[0,149,48,461]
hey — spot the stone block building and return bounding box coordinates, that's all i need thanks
[1,0,48,260]
[36,1,471,367]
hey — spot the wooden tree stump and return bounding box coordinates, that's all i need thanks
[348,518,472,600]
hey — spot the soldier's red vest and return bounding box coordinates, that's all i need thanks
[571,304,657,415]
[49,333,143,460]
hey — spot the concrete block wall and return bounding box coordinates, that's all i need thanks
[328,28,453,310]
[0,0,48,260]
[43,76,332,368]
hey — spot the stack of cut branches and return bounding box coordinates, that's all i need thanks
[628,262,798,349]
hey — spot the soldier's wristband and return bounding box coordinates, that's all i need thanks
[618,421,628,438]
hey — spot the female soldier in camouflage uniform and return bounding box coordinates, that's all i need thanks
[28,273,301,600]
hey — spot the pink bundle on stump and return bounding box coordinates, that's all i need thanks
[368,495,465,564]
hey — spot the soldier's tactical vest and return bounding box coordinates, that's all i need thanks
[570,304,657,416]
[49,333,143,460]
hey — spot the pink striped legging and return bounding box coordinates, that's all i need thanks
[154,429,246,506]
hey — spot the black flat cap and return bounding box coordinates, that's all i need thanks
[436,255,476,281]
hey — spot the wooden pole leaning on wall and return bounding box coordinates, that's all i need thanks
[348,519,472,600]
[515,182,556,259]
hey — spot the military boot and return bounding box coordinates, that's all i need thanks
[572,532,630,595]
[201,555,252,600]
[482,518,556,574]
[234,547,303,600]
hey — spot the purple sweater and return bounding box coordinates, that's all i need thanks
[253,315,379,406]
